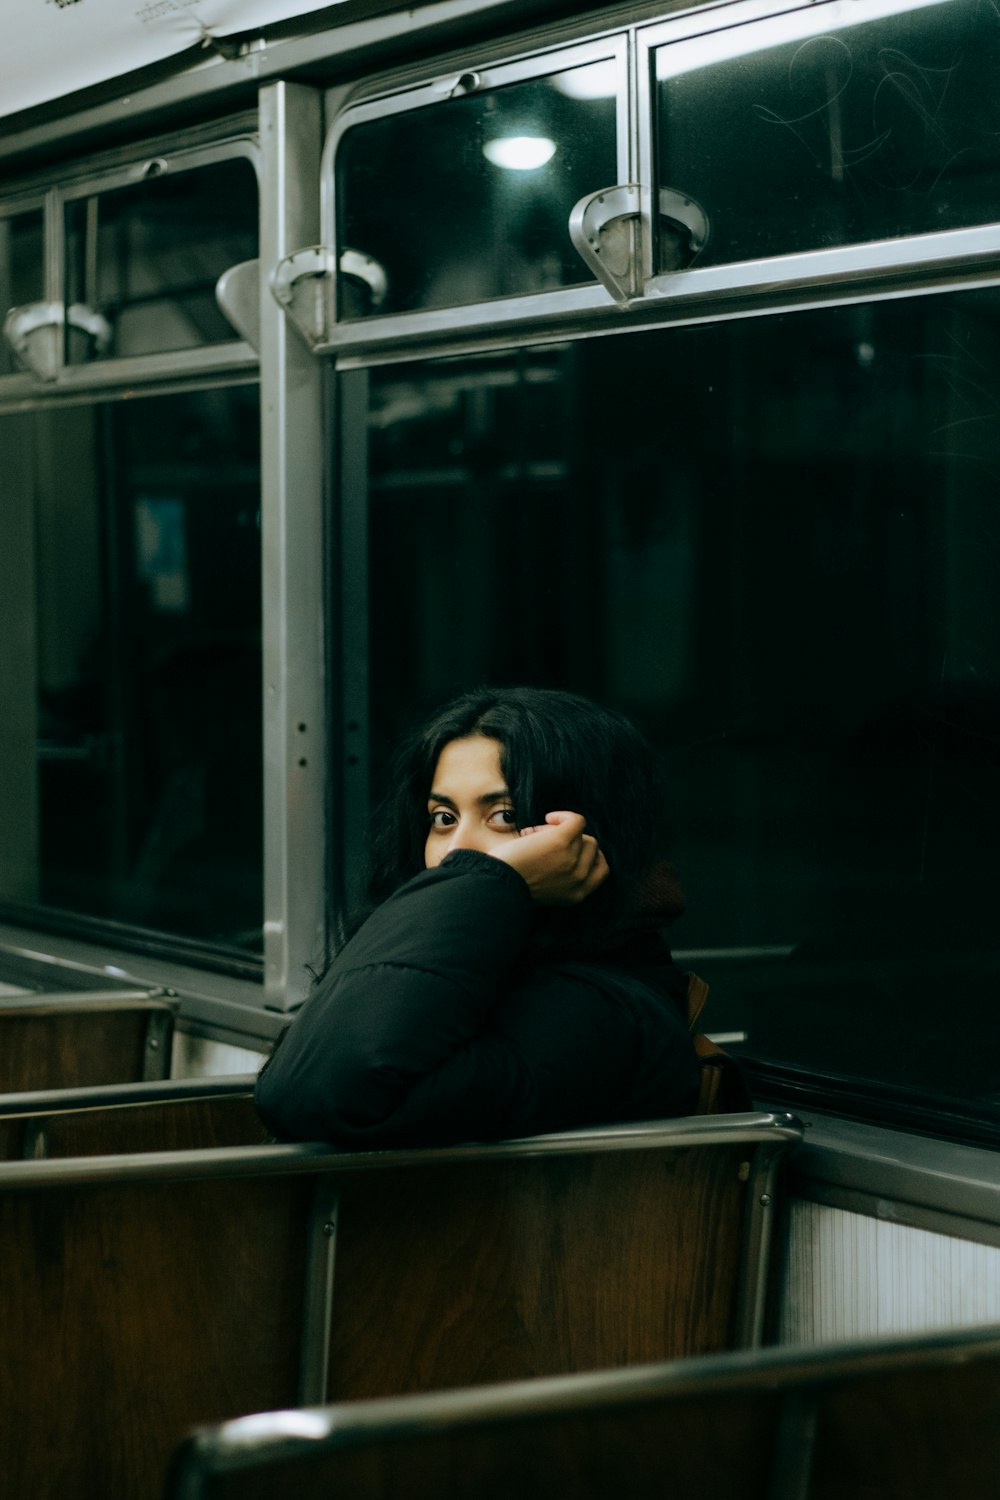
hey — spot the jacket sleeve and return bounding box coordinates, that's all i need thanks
[254,850,539,1144]
[254,849,699,1148]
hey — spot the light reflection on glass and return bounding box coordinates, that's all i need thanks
[655,0,951,80]
[482,136,557,170]
[551,59,617,100]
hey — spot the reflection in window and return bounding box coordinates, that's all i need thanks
[335,59,618,317]
[0,208,44,376]
[0,386,262,953]
[655,0,1000,269]
[64,156,258,362]
[349,290,1000,1116]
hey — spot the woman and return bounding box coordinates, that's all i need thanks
[255,686,701,1146]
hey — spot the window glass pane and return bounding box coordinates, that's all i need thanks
[336,59,618,317]
[349,289,1000,1119]
[0,386,262,953]
[0,208,44,377]
[64,156,258,362]
[654,0,1000,270]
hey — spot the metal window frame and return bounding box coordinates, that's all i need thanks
[299,0,1000,370]
[635,0,996,298]
[313,32,631,343]
[0,133,261,396]
[0,198,47,401]
[56,137,260,207]
[0,113,288,1013]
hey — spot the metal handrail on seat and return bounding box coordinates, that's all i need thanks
[168,1321,1000,1500]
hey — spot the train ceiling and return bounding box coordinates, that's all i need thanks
[0,0,346,121]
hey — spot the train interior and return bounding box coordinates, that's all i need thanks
[1,0,1000,1491]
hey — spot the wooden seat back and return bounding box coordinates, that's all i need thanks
[0,1076,269,1159]
[169,1323,1000,1500]
[0,992,176,1091]
[325,1132,760,1398]
[0,1142,333,1500]
[0,1112,799,1498]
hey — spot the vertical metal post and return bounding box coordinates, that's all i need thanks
[258,82,327,1010]
[732,1144,783,1349]
[299,1180,340,1404]
[142,1006,175,1081]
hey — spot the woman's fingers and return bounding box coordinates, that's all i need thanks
[577,840,610,899]
[493,811,609,904]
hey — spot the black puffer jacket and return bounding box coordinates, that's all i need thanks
[254,850,700,1148]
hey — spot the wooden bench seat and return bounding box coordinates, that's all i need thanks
[169,1322,1000,1500]
[0,1110,800,1498]
[0,992,176,1091]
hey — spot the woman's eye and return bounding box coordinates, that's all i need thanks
[429,809,456,828]
[488,807,517,829]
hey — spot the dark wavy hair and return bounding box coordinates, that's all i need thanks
[345,686,660,955]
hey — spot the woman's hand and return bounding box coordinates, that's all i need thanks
[489,811,609,905]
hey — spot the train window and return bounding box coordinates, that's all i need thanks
[0,384,262,957]
[648,0,1000,272]
[332,48,621,319]
[63,155,258,363]
[0,207,43,376]
[341,284,1000,1132]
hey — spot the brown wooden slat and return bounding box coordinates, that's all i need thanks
[0,1171,316,1500]
[811,1359,1000,1500]
[326,1142,749,1399]
[37,1093,270,1157]
[0,1088,268,1160]
[0,1117,29,1159]
[0,1003,175,1091]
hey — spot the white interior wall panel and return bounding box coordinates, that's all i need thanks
[780,1198,1000,1344]
[171,1033,266,1079]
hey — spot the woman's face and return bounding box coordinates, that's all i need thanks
[424,736,520,868]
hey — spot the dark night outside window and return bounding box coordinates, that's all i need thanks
[346,287,1000,1127]
[63,156,258,362]
[0,385,263,955]
[336,59,618,317]
[654,0,1000,270]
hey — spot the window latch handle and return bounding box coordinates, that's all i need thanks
[3,300,111,381]
[569,184,710,303]
[569,184,642,304]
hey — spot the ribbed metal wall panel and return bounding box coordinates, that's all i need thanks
[780,1199,1000,1343]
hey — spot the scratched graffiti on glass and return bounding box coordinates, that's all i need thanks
[655,0,1000,268]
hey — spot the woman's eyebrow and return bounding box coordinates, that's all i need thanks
[427,790,511,807]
